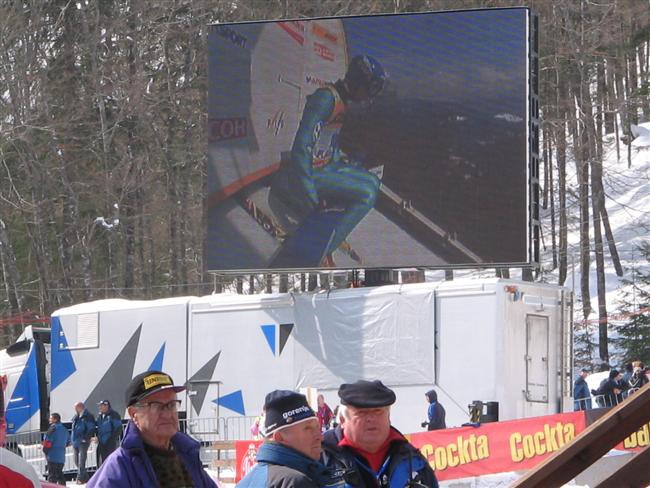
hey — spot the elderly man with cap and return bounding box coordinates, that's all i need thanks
[87,370,216,488]
[322,380,438,488]
[237,390,345,488]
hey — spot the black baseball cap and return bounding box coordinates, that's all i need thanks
[338,380,396,408]
[125,370,185,407]
[97,399,111,406]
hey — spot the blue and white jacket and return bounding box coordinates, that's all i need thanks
[237,441,345,488]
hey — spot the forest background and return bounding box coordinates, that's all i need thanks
[0,0,649,366]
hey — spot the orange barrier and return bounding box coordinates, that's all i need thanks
[233,410,650,482]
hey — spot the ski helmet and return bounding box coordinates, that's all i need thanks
[344,55,387,101]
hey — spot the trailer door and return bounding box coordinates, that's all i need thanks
[525,314,549,403]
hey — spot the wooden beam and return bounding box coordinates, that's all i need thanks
[510,382,650,488]
[211,440,236,450]
[594,444,650,488]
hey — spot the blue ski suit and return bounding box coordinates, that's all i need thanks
[290,84,380,256]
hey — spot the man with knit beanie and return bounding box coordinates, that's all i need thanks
[322,380,438,487]
[237,390,345,487]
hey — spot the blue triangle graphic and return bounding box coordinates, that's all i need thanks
[261,324,276,355]
[5,345,40,433]
[213,390,245,416]
[51,316,76,390]
[147,343,166,371]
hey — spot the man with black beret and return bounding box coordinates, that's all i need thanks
[237,390,345,487]
[322,380,438,487]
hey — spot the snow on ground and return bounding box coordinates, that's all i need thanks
[551,123,650,314]
[438,472,589,487]
[541,123,650,365]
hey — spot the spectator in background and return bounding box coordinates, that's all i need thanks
[71,401,96,484]
[628,366,649,391]
[573,369,592,411]
[42,412,69,485]
[594,369,624,407]
[95,400,122,467]
[423,389,446,430]
[316,394,334,432]
[622,362,634,384]
[250,407,265,440]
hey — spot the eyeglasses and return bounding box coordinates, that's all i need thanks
[135,400,181,413]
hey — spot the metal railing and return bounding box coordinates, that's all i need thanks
[574,387,641,411]
[6,415,258,479]
[6,426,98,480]
[181,415,258,442]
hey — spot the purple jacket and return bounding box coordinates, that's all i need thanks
[87,421,217,488]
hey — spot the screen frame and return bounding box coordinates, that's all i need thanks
[206,7,539,273]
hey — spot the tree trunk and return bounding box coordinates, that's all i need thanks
[569,79,591,319]
[556,68,569,286]
[279,274,288,293]
[586,103,609,361]
[600,202,623,277]
[266,274,273,293]
[308,273,317,291]
[548,130,557,270]
[603,58,615,134]
[0,219,22,314]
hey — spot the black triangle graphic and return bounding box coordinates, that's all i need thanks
[279,323,294,356]
[185,351,221,415]
[84,324,142,418]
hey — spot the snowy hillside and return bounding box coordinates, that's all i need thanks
[541,122,650,305]
[538,122,650,363]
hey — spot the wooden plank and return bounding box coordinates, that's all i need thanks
[211,440,236,450]
[595,444,650,488]
[211,459,235,469]
[510,382,650,488]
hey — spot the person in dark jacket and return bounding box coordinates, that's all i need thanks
[237,390,344,488]
[42,413,69,485]
[422,389,446,430]
[71,401,96,484]
[95,399,122,467]
[627,366,649,391]
[322,380,438,487]
[573,369,592,411]
[594,369,624,407]
[87,370,216,488]
[622,362,634,384]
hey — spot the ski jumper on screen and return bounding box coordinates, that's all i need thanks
[290,55,386,266]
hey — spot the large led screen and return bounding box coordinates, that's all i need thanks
[207,8,535,271]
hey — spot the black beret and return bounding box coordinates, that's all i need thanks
[338,380,396,408]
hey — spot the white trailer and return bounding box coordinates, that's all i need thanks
[1,278,573,438]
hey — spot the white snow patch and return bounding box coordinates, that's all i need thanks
[494,113,523,123]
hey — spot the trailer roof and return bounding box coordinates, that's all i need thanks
[51,296,195,316]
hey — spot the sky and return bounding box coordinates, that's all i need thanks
[342,8,529,116]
